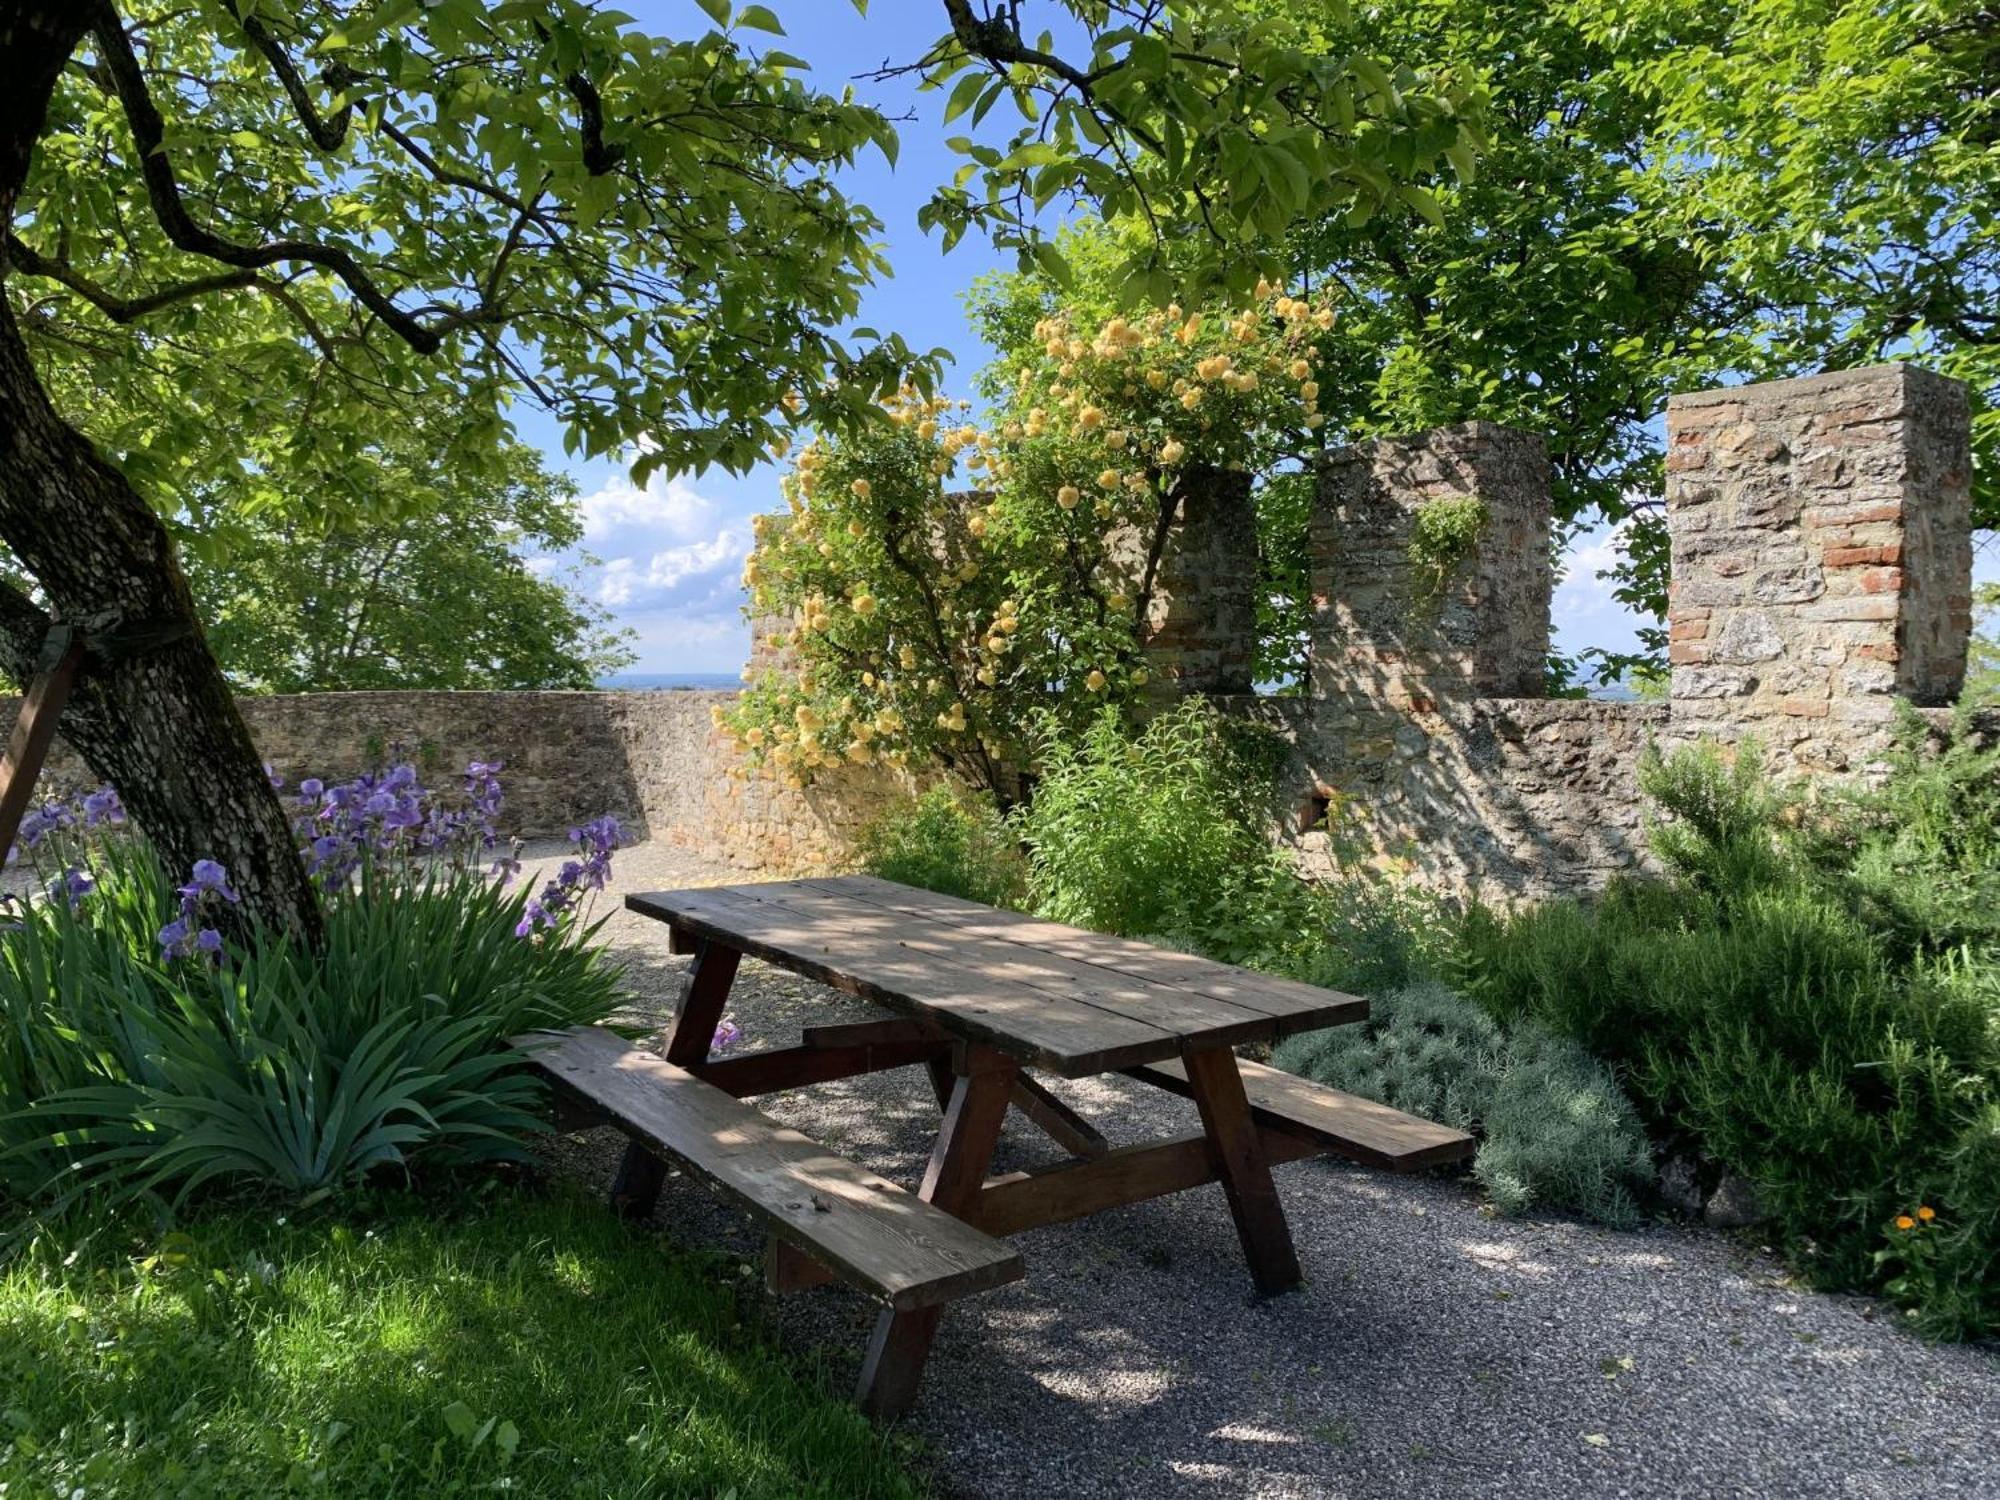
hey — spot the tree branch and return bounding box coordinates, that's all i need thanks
[6,230,256,321]
[234,11,355,153]
[88,1,444,353]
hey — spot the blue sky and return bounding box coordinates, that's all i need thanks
[516,1,1993,679]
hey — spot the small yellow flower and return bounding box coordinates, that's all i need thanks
[852,594,878,617]
[1895,1214,1916,1231]
[1160,439,1187,466]
[967,512,988,538]
[1131,668,1149,686]
[1289,358,1312,380]
[1180,388,1204,411]
[1097,468,1121,489]
[1057,484,1081,510]
[1084,669,1107,692]
[1917,1206,1936,1222]
[1107,591,1131,612]
[850,478,872,499]
[1076,404,1104,429]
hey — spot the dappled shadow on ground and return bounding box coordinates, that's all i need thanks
[545,843,2000,1500]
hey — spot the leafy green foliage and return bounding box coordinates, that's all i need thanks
[0,1183,922,1498]
[1012,701,1281,940]
[1591,0,2000,533]
[0,847,620,1216]
[1407,495,1490,605]
[1454,735,2000,1334]
[175,426,631,692]
[1273,982,1655,1225]
[859,785,1027,910]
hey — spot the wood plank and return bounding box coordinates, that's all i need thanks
[1129,1055,1475,1172]
[1180,1044,1302,1295]
[628,886,1180,1076]
[731,879,1285,1049]
[514,1027,1022,1311]
[0,629,85,863]
[1008,1074,1108,1159]
[972,1128,1321,1237]
[693,1037,949,1098]
[660,938,741,1067]
[858,1046,1020,1419]
[820,874,1368,1033]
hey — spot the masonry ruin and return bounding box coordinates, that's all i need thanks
[11,366,1982,903]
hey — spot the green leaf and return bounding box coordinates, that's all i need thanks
[694,0,729,25]
[442,1402,478,1443]
[735,4,783,34]
[943,69,988,124]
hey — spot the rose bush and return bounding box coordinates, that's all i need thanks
[720,282,1336,797]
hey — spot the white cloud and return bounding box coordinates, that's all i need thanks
[592,529,746,607]
[578,466,720,543]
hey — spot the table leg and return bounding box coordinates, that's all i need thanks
[1181,1044,1304,1296]
[660,938,742,1066]
[609,938,743,1219]
[857,1046,1019,1418]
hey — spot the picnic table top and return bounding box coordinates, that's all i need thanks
[626,874,1366,1077]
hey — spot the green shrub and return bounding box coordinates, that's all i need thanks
[0,845,620,1218]
[1014,700,1277,940]
[1475,1029,1656,1227]
[1272,982,1654,1225]
[858,784,1027,907]
[1455,735,2000,1334]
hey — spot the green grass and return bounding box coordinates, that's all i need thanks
[0,1178,925,1499]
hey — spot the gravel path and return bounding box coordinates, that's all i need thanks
[539,839,2000,1500]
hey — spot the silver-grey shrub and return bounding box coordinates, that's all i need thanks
[1272,981,1654,1226]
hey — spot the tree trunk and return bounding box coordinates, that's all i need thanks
[0,6,322,939]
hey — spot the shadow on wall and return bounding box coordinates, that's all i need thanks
[1208,367,1977,905]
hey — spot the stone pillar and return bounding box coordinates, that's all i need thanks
[1308,422,1552,710]
[1102,464,1259,697]
[1665,365,1972,762]
[1140,464,1258,696]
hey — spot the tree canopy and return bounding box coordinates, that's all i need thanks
[0,0,1474,930]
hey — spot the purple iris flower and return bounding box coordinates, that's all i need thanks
[49,866,94,909]
[82,787,125,827]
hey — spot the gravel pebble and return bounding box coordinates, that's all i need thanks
[540,840,2000,1500]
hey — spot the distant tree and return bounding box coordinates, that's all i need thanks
[178,429,631,693]
[1597,0,1997,534]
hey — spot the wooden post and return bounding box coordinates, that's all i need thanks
[660,938,743,1067]
[857,1045,1019,1418]
[1180,1043,1304,1296]
[0,624,83,861]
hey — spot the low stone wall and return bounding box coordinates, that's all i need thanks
[1227,695,1668,899]
[17,688,910,875]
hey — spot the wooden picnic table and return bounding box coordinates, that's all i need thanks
[520,874,1471,1418]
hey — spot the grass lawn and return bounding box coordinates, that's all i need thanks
[0,1177,925,1498]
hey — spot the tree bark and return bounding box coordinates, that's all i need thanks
[0,5,322,939]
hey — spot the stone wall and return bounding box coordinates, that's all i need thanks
[13,364,1981,905]
[17,688,913,875]
[1246,364,1981,902]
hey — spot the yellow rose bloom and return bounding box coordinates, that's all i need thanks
[852,594,877,616]
[1097,468,1121,488]
[1057,484,1081,510]
[850,478,872,499]
[1160,439,1187,465]
[1084,669,1107,692]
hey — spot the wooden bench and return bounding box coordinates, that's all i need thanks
[515,1027,1025,1315]
[1127,1055,1475,1173]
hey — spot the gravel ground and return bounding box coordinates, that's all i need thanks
[536,839,2000,1500]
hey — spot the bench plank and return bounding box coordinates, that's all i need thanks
[820,874,1368,1033]
[1129,1055,1475,1172]
[628,886,1181,1075]
[517,1027,1023,1310]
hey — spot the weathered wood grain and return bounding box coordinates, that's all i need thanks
[628,885,1182,1075]
[1130,1055,1476,1172]
[513,1027,1023,1311]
